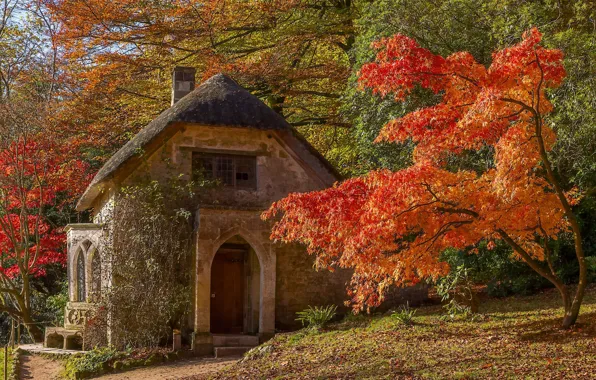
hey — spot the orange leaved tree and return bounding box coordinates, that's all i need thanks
[264,28,586,328]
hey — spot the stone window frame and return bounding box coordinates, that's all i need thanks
[88,249,102,302]
[178,146,271,191]
[191,151,259,190]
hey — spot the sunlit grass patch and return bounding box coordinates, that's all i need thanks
[215,287,596,379]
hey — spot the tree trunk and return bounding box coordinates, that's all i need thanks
[501,72,588,328]
[497,229,577,328]
[21,310,43,343]
[562,255,587,328]
[532,102,587,328]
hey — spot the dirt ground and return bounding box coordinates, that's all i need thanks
[18,354,238,380]
[96,357,239,380]
[19,354,63,380]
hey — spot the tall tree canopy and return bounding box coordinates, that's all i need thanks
[44,0,596,185]
[265,29,587,328]
[47,0,364,163]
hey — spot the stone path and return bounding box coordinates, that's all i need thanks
[19,343,81,356]
[16,344,237,379]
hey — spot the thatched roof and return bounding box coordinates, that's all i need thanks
[76,73,340,211]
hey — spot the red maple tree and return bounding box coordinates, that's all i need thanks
[264,28,586,328]
[0,104,90,341]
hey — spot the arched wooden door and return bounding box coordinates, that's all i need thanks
[210,244,246,334]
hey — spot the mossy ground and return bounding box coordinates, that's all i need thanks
[216,287,596,379]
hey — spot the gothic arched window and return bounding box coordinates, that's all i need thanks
[76,249,86,302]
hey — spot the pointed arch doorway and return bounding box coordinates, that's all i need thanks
[210,236,260,335]
[194,222,276,353]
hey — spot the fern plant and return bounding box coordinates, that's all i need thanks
[295,305,337,330]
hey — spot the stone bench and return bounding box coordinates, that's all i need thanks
[44,327,84,350]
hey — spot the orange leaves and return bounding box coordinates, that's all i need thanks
[49,0,354,161]
[266,164,483,310]
[365,27,566,169]
[377,104,461,146]
[264,28,571,311]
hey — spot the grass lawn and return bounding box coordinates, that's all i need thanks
[0,347,14,378]
[216,287,596,379]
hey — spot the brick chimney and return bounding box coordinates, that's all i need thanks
[172,66,196,105]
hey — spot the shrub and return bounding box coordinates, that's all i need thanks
[45,281,68,327]
[62,346,173,379]
[391,302,416,326]
[486,275,549,297]
[63,346,120,379]
[436,265,479,321]
[85,179,196,349]
[295,305,337,330]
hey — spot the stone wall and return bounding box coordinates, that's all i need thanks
[84,121,429,344]
[274,242,352,330]
[119,124,328,208]
[378,284,430,311]
[274,244,429,329]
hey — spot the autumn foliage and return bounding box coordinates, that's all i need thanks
[45,0,355,159]
[264,29,586,327]
[0,137,87,275]
[0,100,91,340]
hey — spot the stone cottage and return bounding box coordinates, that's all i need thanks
[44,68,427,354]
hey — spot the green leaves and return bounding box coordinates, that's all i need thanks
[296,304,338,330]
[391,302,417,326]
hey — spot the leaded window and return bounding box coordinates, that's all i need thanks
[192,153,257,189]
[76,250,86,302]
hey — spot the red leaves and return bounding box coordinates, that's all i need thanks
[489,28,565,91]
[360,34,447,100]
[264,28,570,312]
[0,135,89,279]
[365,27,565,165]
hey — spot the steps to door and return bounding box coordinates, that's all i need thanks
[212,334,259,347]
[212,334,259,358]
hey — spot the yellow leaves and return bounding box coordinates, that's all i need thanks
[565,187,583,206]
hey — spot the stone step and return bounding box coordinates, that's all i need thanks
[212,334,259,347]
[214,346,253,358]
